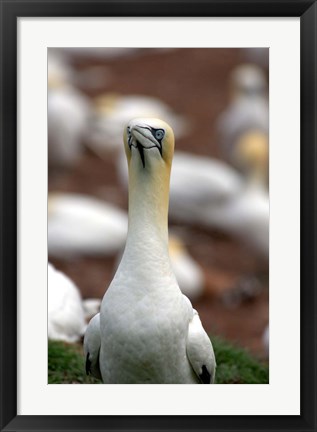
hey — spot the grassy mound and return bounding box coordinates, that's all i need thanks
[48,340,100,384]
[48,337,268,384]
[211,336,269,384]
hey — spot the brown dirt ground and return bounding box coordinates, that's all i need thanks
[49,48,269,360]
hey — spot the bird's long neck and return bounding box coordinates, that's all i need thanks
[126,162,171,252]
[115,160,174,286]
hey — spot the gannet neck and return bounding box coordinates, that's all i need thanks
[126,160,170,246]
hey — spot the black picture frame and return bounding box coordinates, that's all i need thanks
[1,1,316,431]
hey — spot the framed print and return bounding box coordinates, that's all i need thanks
[0,0,316,431]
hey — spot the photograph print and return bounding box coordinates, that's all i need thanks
[47,47,269,385]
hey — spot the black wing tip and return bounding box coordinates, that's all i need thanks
[85,352,91,376]
[199,365,211,384]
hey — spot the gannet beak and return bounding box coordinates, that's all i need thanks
[135,138,146,168]
[127,123,164,168]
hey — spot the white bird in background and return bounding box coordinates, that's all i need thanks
[169,145,269,257]
[48,193,128,258]
[48,263,101,343]
[48,51,92,169]
[217,63,269,168]
[48,262,86,343]
[85,93,189,157]
[84,118,216,384]
[169,152,244,221]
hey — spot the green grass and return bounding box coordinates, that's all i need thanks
[48,337,268,384]
[48,341,100,384]
[211,336,269,384]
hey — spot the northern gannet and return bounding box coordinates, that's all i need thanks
[48,51,91,169]
[217,64,269,166]
[168,150,269,257]
[48,263,86,343]
[84,118,216,384]
[48,193,128,258]
[48,263,101,343]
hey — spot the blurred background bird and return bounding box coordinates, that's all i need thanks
[85,92,189,158]
[48,192,128,258]
[48,47,269,362]
[216,63,269,183]
[48,50,92,170]
[48,263,101,343]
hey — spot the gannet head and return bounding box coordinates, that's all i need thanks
[235,130,268,167]
[124,117,174,170]
[94,92,120,115]
[234,130,269,185]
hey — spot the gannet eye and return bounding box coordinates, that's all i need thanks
[127,126,131,136]
[154,129,165,141]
